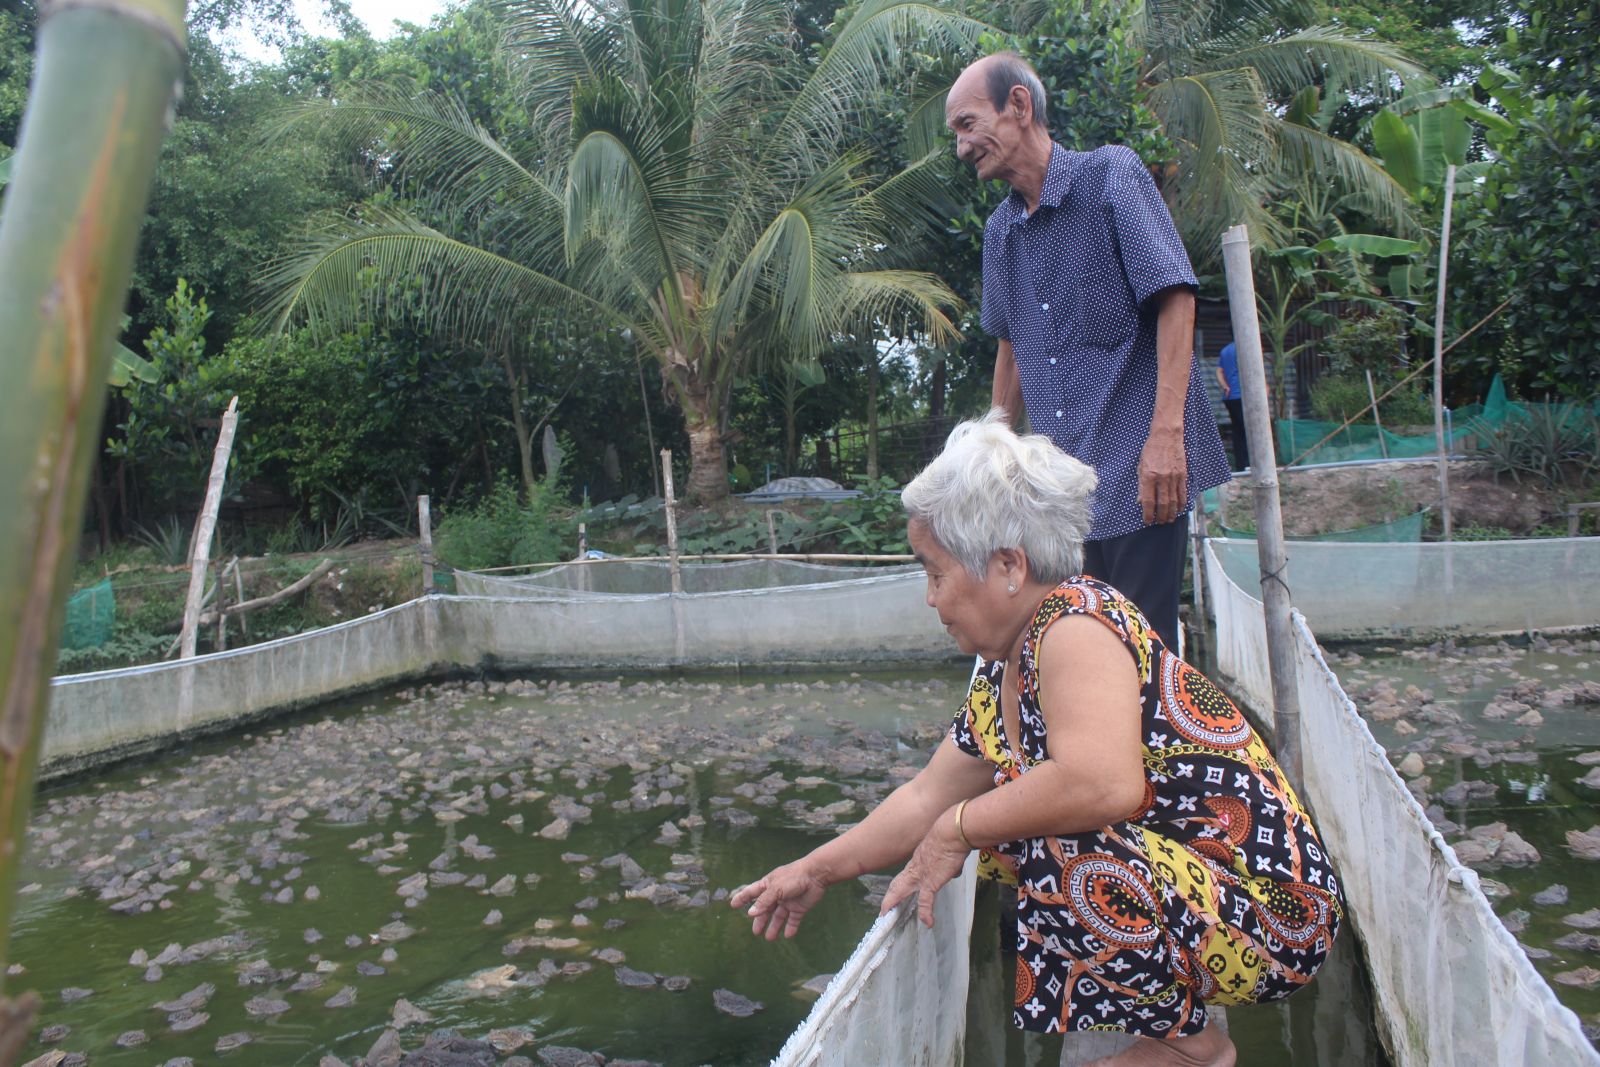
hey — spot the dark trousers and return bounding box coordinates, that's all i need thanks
[1081,513,1190,649]
[1223,398,1249,471]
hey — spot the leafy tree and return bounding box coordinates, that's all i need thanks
[1452,88,1600,397]
[264,0,985,502]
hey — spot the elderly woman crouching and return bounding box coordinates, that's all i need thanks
[731,413,1343,1067]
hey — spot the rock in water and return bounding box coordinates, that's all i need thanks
[799,973,835,997]
[391,998,434,1027]
[215,1032,253,1052]
[167,1011,209,1033]
[324,985,358,1008]
[712,988,763,1017]
[244,995,290,1017]
[614,966,657,988]
[1533,884,1570,907]
[1554,967,1600,989]
[115,1030,148,1048]
[1495,831,1541,866]
[1567,826,1600,860]
[535,1048,600,1067]
[487,1029,533,1054]
[366,1029,404,1067]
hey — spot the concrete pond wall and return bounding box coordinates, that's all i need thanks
[45,571,952,781]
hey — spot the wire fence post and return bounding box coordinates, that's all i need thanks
[417,494,434,596]
[1221,225,1303,784]
[661,450,682,596]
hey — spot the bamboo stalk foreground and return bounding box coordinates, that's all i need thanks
[0,0,189,1032]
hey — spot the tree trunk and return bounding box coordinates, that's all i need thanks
[817,434,833,481]
[499,353,537,498]
[666,353,728,503]
[0,0,188,1014]
[683,411,728,503]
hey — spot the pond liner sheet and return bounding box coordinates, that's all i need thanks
[1204,537,1600,1067]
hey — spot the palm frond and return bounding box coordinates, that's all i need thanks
[834,269,963,347]
[1272,121,1419,238]
[269,90,563,224]
[767,0,990,163]
[1205,28,1428,98]
[496,0,618,135]
[260,206,619,350]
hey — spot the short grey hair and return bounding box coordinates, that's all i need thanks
[983,52,1047,129]
[903,410,1097,585]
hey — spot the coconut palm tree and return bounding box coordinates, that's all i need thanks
[264,0,984,501]
[1135,0,1429,261]
[1004,0,1429,266]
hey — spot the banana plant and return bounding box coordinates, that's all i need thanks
[1368,79,1519,301]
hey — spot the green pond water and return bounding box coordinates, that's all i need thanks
[10,665,1387,1065]
[1330,633,1600,1043]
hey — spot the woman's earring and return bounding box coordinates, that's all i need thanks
[1007,583,1017,594]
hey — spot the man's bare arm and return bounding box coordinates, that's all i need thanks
[1139,286,1195,526]
[992,338,1022,422]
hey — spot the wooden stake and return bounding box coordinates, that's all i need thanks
[1433,164,1457,548]
[417,494,434,596]
[1366,370,1389,460]
[179,396,239,659]
[766,510,778,555]
[661,450,682,596]
[1221,226,1302,784]
[233,560,247,639]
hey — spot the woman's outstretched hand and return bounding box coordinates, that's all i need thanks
[731,861,828,941]
[879,815,971,928]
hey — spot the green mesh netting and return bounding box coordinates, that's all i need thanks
[1274,375,1597,467]
[1215,508,1428,543]
[61,579,114,651]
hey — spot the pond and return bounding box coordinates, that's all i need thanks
[12,666,1387,1065]
[1331,633,1600,1047]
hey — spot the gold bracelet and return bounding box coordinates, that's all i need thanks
[954,798,976,851]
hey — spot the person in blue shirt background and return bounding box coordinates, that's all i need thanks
[946,51,1231,646]
[1216,341,1248,471]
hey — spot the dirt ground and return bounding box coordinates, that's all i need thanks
[1211,458,1572,537]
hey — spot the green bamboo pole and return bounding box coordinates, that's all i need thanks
[0,0,188,1048]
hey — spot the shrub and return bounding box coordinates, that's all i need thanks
[1309,374,1433,427]
[435,479,569,570]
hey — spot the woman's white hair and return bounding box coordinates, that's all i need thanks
[902,409,1098,584]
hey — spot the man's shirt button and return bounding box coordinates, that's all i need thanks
[1049,358,1057,365]
[1056,410,1063,419]
[1041,303,1049,310]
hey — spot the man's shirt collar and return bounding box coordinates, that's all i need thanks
[1008,143,1075,222]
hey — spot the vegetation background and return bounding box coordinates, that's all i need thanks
[2,0,1595,668]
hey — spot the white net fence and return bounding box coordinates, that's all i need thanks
[773,854,978,1066]
[1209,536,1600,638]
[455,558,921,597]
[1205,538,1600,1067]
[45,569,947,777]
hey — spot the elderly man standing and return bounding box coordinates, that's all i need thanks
[946,52,1229,645]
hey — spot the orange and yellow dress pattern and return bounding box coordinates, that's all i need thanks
[950,577,1343,1037]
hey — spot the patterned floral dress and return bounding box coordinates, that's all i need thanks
[951,577,1344,1037]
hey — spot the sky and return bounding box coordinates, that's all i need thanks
[295,0,455,39]
[223,0,457,62]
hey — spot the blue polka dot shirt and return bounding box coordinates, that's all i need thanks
[981,144,1231,540]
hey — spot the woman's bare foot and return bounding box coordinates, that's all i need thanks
[1085,1021,1236,1067]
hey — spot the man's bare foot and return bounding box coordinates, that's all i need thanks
[1085,1020,1236,1067]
